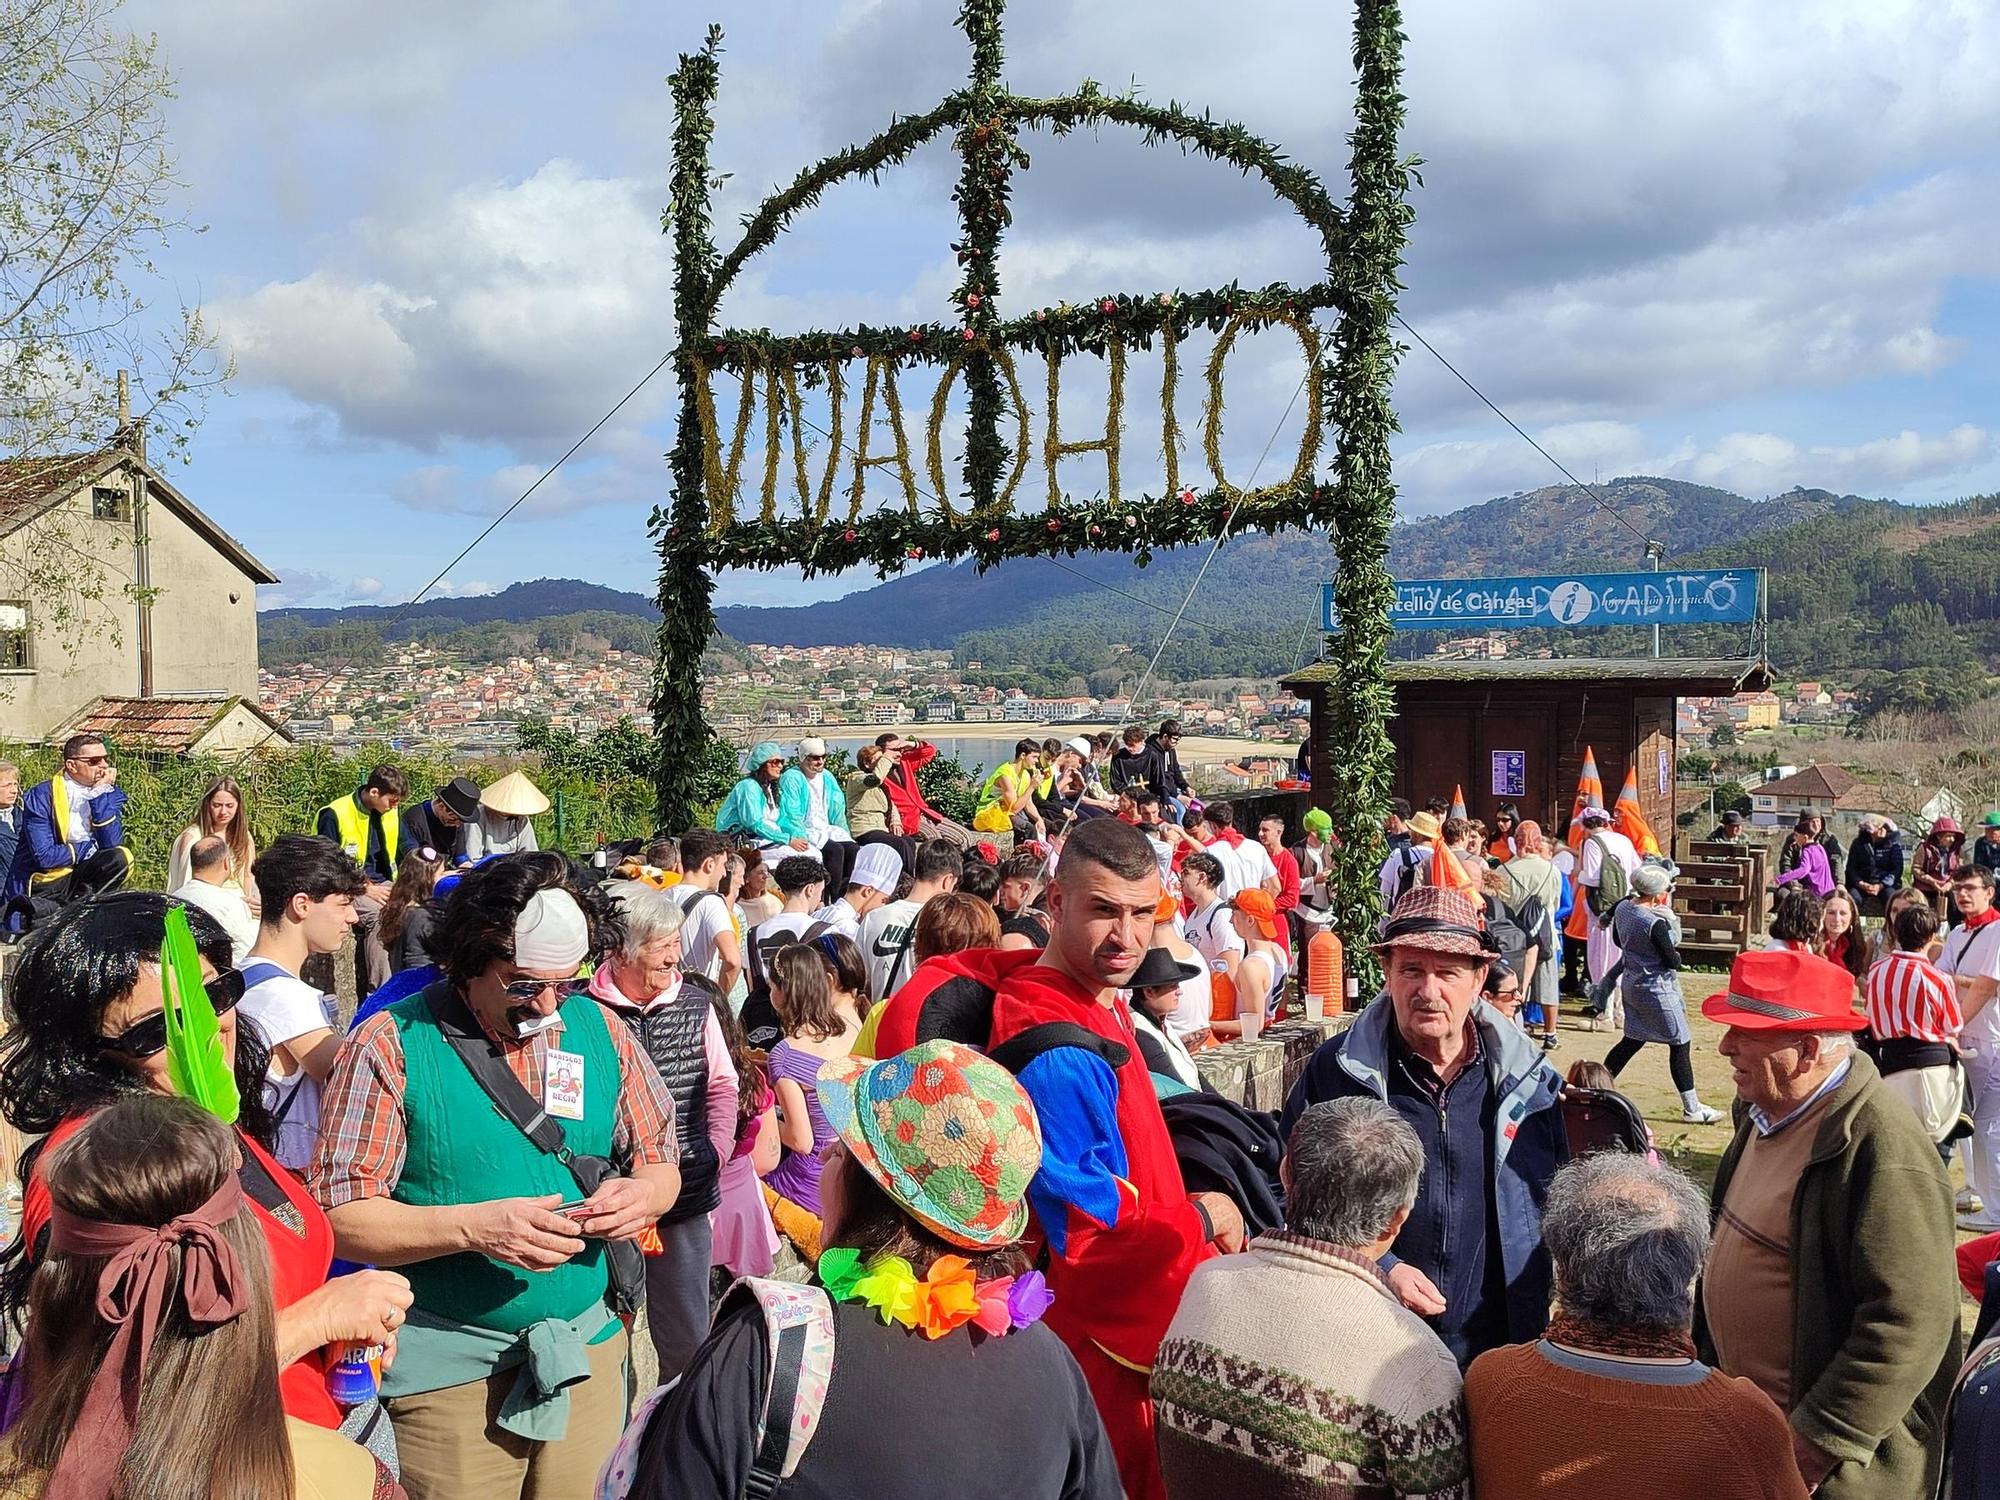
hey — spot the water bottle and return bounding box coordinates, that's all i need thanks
[326,1342,383,1407]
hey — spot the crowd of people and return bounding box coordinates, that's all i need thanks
[0,731,1993,1499]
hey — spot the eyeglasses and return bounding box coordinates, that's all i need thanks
[1491,986,1521,999]
[99,968,245,1058]
[70,754,110,766]
[500,972,585,1001]
[804,755,826,763]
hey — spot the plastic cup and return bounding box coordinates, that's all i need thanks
[1240,1007,1263,1043]
[1304,991,1326,1022]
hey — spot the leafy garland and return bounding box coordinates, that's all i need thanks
[1323,0,1418,992]
[650,3,1413,963]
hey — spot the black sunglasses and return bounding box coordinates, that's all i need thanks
[100,968,245,1058]
[500,972,587,1002]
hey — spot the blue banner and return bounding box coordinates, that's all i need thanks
[1320,567,1762,632]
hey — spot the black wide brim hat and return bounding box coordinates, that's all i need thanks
[437,776,482,821]
[1129,946,1202,990]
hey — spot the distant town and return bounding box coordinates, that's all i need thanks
[258,632,1854,755]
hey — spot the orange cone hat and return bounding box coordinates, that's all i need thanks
[1615,766,1662,857]
[1567,747,1604,852]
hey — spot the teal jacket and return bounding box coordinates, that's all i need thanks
[715,777,786,844]
[777,767,846,840]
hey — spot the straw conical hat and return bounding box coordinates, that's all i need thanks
[481,770,550,817]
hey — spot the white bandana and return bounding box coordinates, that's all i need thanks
[514,888,589,970]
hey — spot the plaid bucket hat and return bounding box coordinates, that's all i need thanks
[1370,885,1494,958]
[817,1040,1043,1249]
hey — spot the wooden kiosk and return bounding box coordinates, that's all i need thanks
[1280,655,1772,856]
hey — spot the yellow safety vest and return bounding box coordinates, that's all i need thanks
[321,792,400,869]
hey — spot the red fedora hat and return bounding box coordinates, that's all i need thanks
[1700,948,1868,1032]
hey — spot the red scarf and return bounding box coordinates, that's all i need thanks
[1967,906,2000,932]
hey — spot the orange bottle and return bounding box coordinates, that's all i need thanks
[1306,927,1343,1016]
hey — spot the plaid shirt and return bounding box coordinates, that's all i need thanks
[308,1002,677,1211]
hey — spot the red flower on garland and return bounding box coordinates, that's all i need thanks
[1046,519,1061,532]
[908,546,925,559]
[842,528,857,542]
[965,293,981,308]
[1180,489,1196,505]
[986,528,1002,541]
[962,329,975,342]
[1099,298,1116,314]
[909,328,924,342]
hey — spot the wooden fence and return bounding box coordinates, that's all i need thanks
[1674,839,1769,963]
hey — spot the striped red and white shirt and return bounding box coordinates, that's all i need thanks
[1864,949,1963,1044]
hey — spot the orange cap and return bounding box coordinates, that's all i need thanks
[1231,888,1280,941]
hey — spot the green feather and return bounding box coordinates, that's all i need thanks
[162,905,240,1124]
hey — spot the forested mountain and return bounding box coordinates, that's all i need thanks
[260,481,2000,705]
[259,580,661,668]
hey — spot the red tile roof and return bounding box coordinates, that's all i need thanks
[1759,763,1858,800]
[59,695,238,753]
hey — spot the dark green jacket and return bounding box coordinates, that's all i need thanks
[1695,1052,1961,1500]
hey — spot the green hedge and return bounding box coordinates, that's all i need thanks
[2,723,986,888]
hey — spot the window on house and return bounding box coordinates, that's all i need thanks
[91,486,132,522]
[0,602,29,670]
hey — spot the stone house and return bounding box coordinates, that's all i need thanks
[0,441,276,744]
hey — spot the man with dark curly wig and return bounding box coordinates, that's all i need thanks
[308,851,681,1499]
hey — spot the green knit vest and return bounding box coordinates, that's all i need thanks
[389,988,617,1331]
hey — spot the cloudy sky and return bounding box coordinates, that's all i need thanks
[119,0,2000,610]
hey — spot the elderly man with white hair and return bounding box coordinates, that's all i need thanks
[1693,949,1960,1500]
[1156,1096,1470,1500]
[1281,885,1568,1368]
[584,880,739,1383]
[1466,1154,1808,1498]
[310,853,680,1499]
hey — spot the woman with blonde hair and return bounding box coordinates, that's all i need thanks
[168,776,258,911]
[0,1094,398,1498]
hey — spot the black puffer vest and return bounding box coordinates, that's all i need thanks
[612,970,724,1220]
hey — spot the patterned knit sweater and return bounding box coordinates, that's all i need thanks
[1152,1233,1470,1500]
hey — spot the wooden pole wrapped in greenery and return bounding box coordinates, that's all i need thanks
[1325,0,1415,993]
[653,27,724,830]
[648,0,1414,975]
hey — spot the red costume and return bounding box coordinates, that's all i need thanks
[990,961,1215,1500]
[871,946,1041,1059]
[21,1112,342,1428]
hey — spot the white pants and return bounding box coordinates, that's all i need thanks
[1960,1040,2000,1210]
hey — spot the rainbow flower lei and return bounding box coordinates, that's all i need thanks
[818,1247,1054,1340]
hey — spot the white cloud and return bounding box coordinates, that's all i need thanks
[349,576,385,600]
[1391,170,1994,430]
[211,161,677,452]
[1394,421,1994,514]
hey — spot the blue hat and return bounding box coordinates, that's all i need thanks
[749,741,785,768]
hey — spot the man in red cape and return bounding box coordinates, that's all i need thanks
[989,817,1244,1500]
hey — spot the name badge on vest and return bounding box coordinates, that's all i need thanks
[545,1048,586,1121]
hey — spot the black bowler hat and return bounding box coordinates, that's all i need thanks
[436,776,482,821]
[1128,947,1202,990]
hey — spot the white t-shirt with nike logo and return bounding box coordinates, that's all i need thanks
[860,897,924,1000]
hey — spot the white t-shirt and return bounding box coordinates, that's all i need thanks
[747,910,818,991]
[812,899,864,943]
[1238,839,1279,892]
[1204,839,1249,898]
[1187,900,1245,974]
[1576,829,1641,892]
[238,963,337,1172]
[677,887,736,982]
[171,879,258,965]
[860,897,924,1000]
[1942,920,2000,1047]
